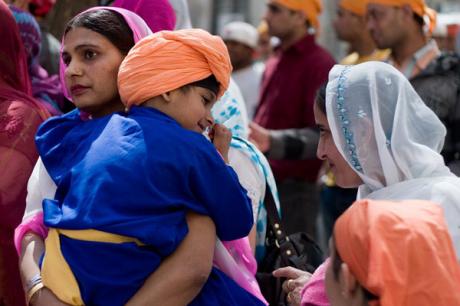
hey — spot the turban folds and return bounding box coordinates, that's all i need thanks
[118,29,232,107]
[339,0,366,16]
[273,0,322,30]
[367,0,437,36]
[368,0,427,18]
[334,200,460,306]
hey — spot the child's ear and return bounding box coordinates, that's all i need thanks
[339,262,359,298]
[161,91,172,102]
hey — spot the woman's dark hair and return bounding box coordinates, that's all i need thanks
[332,237,379,302]
[64,9,134,55]
[315,83,327,115]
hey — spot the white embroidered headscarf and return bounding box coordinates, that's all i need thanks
[326,61,460,258]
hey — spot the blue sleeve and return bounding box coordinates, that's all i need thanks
[189,142,254,241]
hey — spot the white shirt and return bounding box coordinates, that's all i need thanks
[24,157,56,220]
[228,148,265,223]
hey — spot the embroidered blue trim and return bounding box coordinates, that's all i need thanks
[336,66,363,172]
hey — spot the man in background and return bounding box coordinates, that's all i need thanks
[367,0,460,174]
[222,21,261,118]
[251,0,335,238]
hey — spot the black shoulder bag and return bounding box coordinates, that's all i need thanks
[256,185,324,306]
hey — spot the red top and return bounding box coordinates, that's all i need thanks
[254,34,335,182]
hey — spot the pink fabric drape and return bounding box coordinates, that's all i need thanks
[215,239,268,305]
[300,258,330,306]
[112,0,176,33]
[0,2,49,305]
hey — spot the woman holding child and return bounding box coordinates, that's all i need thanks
[17,6,265,306]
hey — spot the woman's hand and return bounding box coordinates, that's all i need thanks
[29,287,71,306]
[211,123,232,163]
[273,266,312,306]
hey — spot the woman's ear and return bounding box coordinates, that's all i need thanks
[339,262,359,298]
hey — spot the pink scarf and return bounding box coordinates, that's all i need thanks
[112,0,176,33]
[301,258,330,306]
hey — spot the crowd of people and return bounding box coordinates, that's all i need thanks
[0,0,459,305]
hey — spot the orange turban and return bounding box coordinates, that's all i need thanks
[339,0,366,16]
[368,0,428,18]
[368,0,437,36]
[118,29,232,107]
[273,0,322,30]
[334,200,460,306]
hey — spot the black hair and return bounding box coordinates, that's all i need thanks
[64,9,134,55]
[181,75,220,97]
[332,237,379,302]
[314,83,327,115]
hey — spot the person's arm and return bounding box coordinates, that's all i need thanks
[126,212,216,306]
[249,122,319,160]
[21,213,216,306]
[20,169,217,305]
[19,233,70,306]
[15,158,56,256]
[17,161,70,306]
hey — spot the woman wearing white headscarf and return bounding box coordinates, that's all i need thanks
[282,61,460,306]
[321,61,460,254]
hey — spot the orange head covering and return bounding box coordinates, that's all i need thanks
[339,0,366,16]
[334,199,460,306]
[118,29,232,108]
[367,0,437,34]
[273,0,322,30]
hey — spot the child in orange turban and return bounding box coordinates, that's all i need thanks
[34,28,265,306]
[326,199,460,306]
[118,29,231,107]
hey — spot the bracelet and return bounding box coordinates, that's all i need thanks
[27,281,44,305]
[25,274,42,292]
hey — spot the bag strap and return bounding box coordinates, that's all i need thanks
[263,184,303,266]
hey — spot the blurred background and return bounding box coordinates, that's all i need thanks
[44,0,460,62]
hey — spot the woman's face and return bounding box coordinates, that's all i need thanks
[314,102,363,188]
[62,27,126,117]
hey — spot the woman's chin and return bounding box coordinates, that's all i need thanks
[335,177,360,189]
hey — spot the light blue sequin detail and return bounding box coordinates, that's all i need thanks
[337,67,363,172]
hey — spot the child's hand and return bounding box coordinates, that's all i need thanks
[211,124,232,164]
